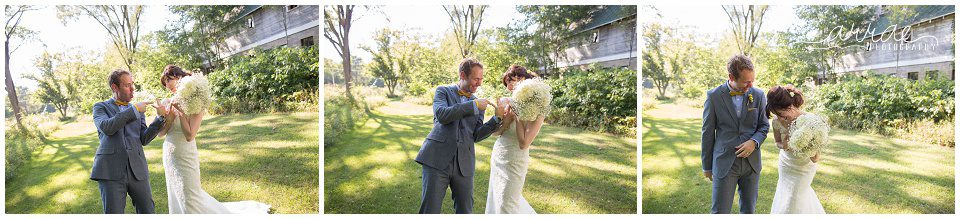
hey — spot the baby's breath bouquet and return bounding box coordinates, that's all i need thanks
[510,78,553,121]
[788,113,830,158]
[173,73,212,115]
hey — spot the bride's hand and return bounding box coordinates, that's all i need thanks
[503,105,516,121]
[778,142,791,151]
[171,102,187,115]
[810,152,820,163]
[498,98,510,108]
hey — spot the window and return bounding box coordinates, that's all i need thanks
[246,17,255,28]
[926,70,940,80]
[592,30,600,43]
[907,72,918,80]
[301,36,315,47]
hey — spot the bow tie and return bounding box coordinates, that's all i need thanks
[457,90,472,97]
[115,100,129,106]
[729,90,746,96]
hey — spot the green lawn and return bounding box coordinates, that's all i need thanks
[5,112,319,214]
[641,102,955,214]
[324,101,637,213]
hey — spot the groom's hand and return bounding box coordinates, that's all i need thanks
[476,98,489,111]
[152,102,168,118]
[135,101,150,113]
[704,171,713,181]
[735,140,757,158]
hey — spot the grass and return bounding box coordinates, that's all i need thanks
[641,102,955,214]
[324,101,637,214]
[5,112,319,214]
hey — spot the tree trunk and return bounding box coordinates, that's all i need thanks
[58,103,68,119]
[341,15,352,94]
[5,40,24,127]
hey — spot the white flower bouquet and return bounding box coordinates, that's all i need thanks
[173,73,212,115]
[787,113,830,158]
[510,78,553,121]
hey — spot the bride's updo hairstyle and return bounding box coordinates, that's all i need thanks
[501,64,538,87]
[766,85,804,117]
[160,64,192,87]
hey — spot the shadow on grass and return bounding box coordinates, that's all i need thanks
[5,134,102,213]
[5,113,319,214]
[325,110,637,214]
[641,115,955,214]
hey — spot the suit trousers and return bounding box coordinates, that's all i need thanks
[97,164,155,214]
[712,157,758,214]
[419,154,473,214]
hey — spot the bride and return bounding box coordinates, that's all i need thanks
[766,85,825,214]
[485,65,545,214]
[157,65,270,214]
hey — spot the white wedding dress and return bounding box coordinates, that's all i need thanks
[485,122,536,214]
[770,119,825,214]
[163,118,271,214]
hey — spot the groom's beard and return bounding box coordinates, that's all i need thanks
[729,81,746,92]
[458,81,475,94]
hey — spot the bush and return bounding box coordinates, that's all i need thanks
[324,85,386,146]
[810,75,954,146]
[891,119,954,147]
[5,114,58,180]
[209,46,319,114]
[549,67,637,135]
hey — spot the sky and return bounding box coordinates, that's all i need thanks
[7,6,175,90]
[643,5,800,46]
[321,5,522,62]
[10,5,800,89]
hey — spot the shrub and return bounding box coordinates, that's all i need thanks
[549,67,637,135]
[5,114,58,180]
[324,85,385,146]
[810,75,954,146]
[209,46,319,114]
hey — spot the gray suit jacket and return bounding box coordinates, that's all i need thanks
[701,83,769,179]
[90,98,165,181]
[415,85,501,177]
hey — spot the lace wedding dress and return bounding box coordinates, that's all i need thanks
[485,122,536,214]
[771,118,826,214]
[163,118,271,214]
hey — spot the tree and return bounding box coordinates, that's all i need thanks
[443,5,487,58]
[401,31,459,97]
[57,5,144,71]
[134,33,194,95]
[5,5,39,128]
[324,5,357,94]
[643,23,692,99]
[792,5,877,80]
[511,5,599,76]
[751,32,819,88]
[162,5,245,72]
[473,29,523,97]
[27,51,78,119]
[722,5,768,57]
[363,28,408,98]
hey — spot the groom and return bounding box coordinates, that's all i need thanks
[701,54,769,214]
[90,69,169,214]
[416,58,505,214]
